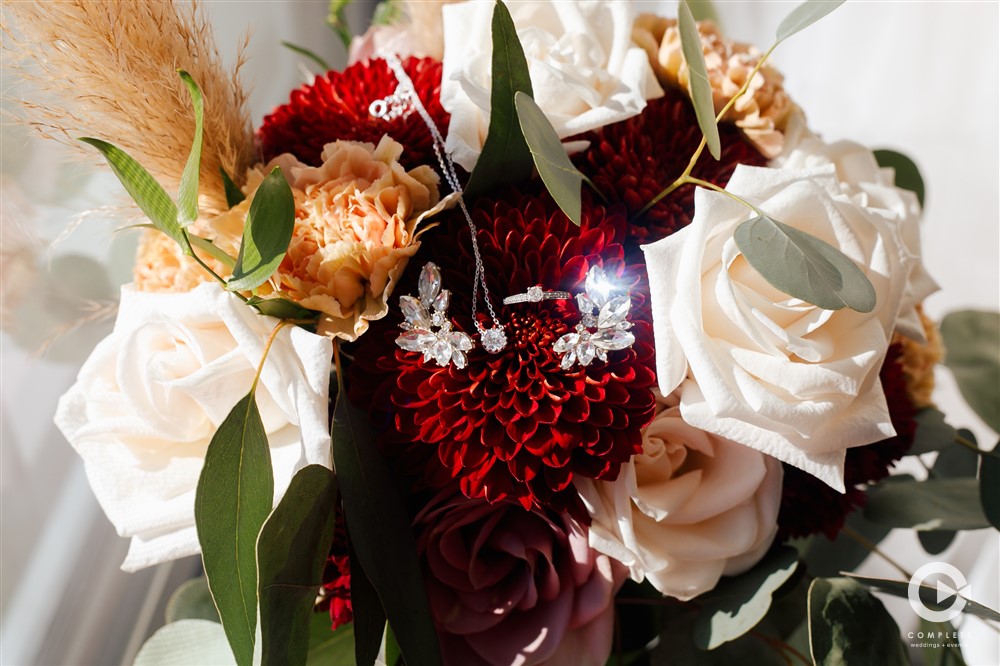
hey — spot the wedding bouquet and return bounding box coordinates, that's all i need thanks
[5,0,998,664]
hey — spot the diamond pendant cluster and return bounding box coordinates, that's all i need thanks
[553,266,635,370]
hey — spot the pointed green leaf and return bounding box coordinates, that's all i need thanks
[281,42,333,73]
[177,71,204,226]
[874,149,925,209]
[688,0,719,24]
[679,0,721,160]
[693,546,799,649]
[981,440,1000,530]
[514,92,584,225]
[734,213,877,312]
[327,0,354,51]
[940,310,1000,432]
[79,138,187,249]
[776,0,846,44]
[349,548,387,666]
[307,614,356,665]
[134,620,236,666]
[189,234,237,269]
[465,0,534,199]
[246,296,319,321]
[801,511,891,578]
[332,390,442,666]
[221,168,247,208]
[195,391,274,666]
[844,573,1000,623]
[918,442,980,554]
[228,167,296,292]
[258,465,339,666]
[166,578,220,624]
[864,477,989,531]
[807,577,909,666]
[910,408,958,456]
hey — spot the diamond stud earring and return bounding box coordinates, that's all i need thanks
[553,266,635,369]
[396,263,474,368]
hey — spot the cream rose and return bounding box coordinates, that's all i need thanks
[642,164,923,490]
[576,392,782,600]
[55,282,333,571]
[440,0,663,171]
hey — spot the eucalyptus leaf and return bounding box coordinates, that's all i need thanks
[246,296,319,322]
[808,578,909,666]
[194,391,275,666]
[332,389,442,666]
[229,167,295,293]
[177,71,204,226]
[874,149,926,209]
[981,440,1000,530]
[864,478,989,531]
[776,0,846,44]
[843,573,1000,623]
[678,0,721,160]
[514,92,584,225]
[465,0,534,199]
[919,442,982,553]
[687,0,719,24]
[165,577,219,624]
[281,42,333,73]
[801,511,891,578]
[940,310,1000,432]
[189,234,237,269]
[693,546,799,649]
[133,620,236,666]
[307,614,356,666]
[258,465,339,666]
[734,214,877,313]
[221,168,247,208]
[910,408,958,456]
[920,619,967,666]
[654,605,787,666]
[79,138,187,249]
[349,547,387,666]
[384,624,402,666]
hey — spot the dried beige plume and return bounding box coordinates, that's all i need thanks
[2,0,255,213]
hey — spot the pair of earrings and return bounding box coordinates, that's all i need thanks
[394,263,635,370]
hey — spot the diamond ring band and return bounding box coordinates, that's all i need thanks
[502,285,572,306]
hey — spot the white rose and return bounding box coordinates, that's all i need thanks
[440,0,663,171]
[576,392,782,601]
[642,164,921,490]
[55,282,333,571]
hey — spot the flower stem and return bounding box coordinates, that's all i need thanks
[840,525,912,580]
[251,320,290,394]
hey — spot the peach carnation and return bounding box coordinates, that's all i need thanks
[134,229,221,293]
[632,15,793,158]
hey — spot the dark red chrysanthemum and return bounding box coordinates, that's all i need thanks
[777,343,918,540]
[349,193,657,518]
[573,86,768,252]
[316,506,352,629]
[258,57,449,169]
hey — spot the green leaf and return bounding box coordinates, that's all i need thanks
[864,478,989,531]
[693,546,799,649]
[654,605,787,665]
[165,578,220,624]
[281,42,333,73]
[734,213,877,313]
[189,234,237,269]
[874,149,926,209]
[800,511,891,578]
[776,0,847,44]
[384,624,402,666]
[348,547,386,666]
[258,465,339,666]
[807,577,909,666]
[307,614,356,666]
[679,0,721,160]
[246,296,319,321]
[464,0,534,199]
[940,310,1000,432]
[133,620,236,666]
[177,71,204,226]
[981,440,1000,530]
[79,138,187,249]
[910,408,958,456]
[327,0,353,51]
[688,0,719,24]
[221,168,247,208]
[844,573,1000,623]
[195,391,275,666]
[372,0,402,26]
[919,618,968,666]
[332,390,442,666]
[514,92,585,225]
[919,442,982,553]
[228,167,296,292]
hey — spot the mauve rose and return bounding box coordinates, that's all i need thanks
[415,492,625,666]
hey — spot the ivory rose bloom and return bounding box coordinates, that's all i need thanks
[440,0,663,171]
[576,392,782,600]
[55,283,333,571]
[642,164,923,490]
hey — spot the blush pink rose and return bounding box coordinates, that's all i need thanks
[415,492,625,666]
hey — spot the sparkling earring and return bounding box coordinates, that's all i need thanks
[396,263,474,369]
[553,266,635,369]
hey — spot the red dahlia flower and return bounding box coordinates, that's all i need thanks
[349,193,657,517]
[258,57,449,169]
[574,86,768,251]
[316,507,352,629]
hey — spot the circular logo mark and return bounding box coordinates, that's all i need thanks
[908,562,970,622]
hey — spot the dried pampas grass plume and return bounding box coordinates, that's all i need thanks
[2,0,254,214]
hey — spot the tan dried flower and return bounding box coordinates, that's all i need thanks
[892,307,943,409]
[632,15,793,158]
